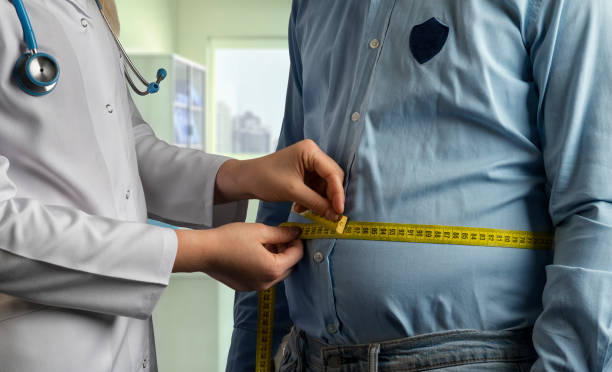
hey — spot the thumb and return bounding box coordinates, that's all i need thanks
[259,225,302,245]
[271,239,304,275]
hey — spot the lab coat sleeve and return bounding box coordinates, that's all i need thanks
[527,0,612,370]
[128,94,247,229]
[226,5,304,370]
[0,157,178,319]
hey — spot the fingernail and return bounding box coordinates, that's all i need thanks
[326,211,338,222]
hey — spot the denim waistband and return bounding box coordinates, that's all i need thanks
[285,327,536,372]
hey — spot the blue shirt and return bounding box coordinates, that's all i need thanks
[228,1,612,371]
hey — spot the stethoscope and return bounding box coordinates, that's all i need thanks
[11,0,166,96]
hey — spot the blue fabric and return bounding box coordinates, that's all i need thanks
[278,327,536,371]
[229,1,612,371]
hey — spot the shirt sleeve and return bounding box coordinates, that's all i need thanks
[128,94,247,229]
[226,3,305,370]
[0,156,178,320]
[527,0,612,370]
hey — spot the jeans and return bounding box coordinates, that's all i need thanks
[275,327,536,372]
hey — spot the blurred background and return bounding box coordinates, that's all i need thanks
[115,0,292,371]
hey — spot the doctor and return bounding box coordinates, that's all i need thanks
[0,1,344,371]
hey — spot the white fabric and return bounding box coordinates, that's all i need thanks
[0,0,246,371]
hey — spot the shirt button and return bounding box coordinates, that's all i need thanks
[81,18,88,28]
[125,189,131,200]
[142,358,148,369]
[327,324,338,334]
[313,251,324,263]
[369,38,380,49]
[106,104,114,113]
[351,112,361,122]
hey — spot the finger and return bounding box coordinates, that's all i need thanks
[259,225,302,244]
[263,243,280,254]
[268,267,294,287]
[293,203,307,214]
[305,149,345,215]
[272,239,304,271]
[289,181,336,220]
[325,174,345,215]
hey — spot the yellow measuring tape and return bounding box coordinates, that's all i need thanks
[255,287,275,372]
[255,216,554,371]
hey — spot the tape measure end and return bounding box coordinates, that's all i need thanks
[300,210,349,235]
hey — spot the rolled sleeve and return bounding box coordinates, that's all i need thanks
[528,0,612,370]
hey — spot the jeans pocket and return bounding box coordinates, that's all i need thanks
[275,333,298,372]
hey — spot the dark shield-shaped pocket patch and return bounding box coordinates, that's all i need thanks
[409,17,449,64]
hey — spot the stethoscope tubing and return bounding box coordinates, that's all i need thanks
[12,0,38,52]
[94,0,163,95]
[12,0,165,97]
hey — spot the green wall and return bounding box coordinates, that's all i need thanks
[116,0,291,66]
[116,0,177,53]
[176,0,291,65]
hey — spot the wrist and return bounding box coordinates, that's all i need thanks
[215,159,253,203]
[173,229,214,273]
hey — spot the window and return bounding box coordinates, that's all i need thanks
[210,40,290,157]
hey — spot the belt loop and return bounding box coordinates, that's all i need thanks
[368,343,381,372]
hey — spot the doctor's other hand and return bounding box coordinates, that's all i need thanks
[216,139,345,222]
[172,223,303,291]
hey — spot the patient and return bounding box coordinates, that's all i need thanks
[228,1,612,372]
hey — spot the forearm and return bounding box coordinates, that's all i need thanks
[531,208,612,371]
[173,229,215,273]
[0,198,176,319]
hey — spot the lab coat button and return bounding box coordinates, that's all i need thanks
[327,324,338,334]
[351,112,361,122]
[81,18,88,28]
[106,104,113,113]
[369,38,380,49]
[125,189,131,200]
[313,252,324,263]
[142,357,148,369]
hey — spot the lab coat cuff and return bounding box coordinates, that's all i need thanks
[137,227,177,318]
[206,158,248,227]
[157,227,178,285]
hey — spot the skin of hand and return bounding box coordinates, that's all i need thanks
[215,139,345,221]
[173,140,343,288]
[173,224,304,291]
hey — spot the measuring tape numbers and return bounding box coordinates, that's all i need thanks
[255,220,554,371]
[282,221,553,250]
[256,286,275,372]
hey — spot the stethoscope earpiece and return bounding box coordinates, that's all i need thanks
[145,68,167,94]
[13,51,60,96]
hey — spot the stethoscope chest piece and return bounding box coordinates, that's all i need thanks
[11,0,163,97]
[14,52,60,96]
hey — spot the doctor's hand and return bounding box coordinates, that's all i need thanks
[215,139,345,222]
[173,223,303,291]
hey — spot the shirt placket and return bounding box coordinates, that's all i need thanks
[324,1,398,342]
[340,1,398,187]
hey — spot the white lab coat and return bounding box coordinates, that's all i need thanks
[0,1,246,371]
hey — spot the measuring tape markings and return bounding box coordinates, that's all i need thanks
[281,221,553,250]
[255,286,275,372]
[255,221,553,371]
